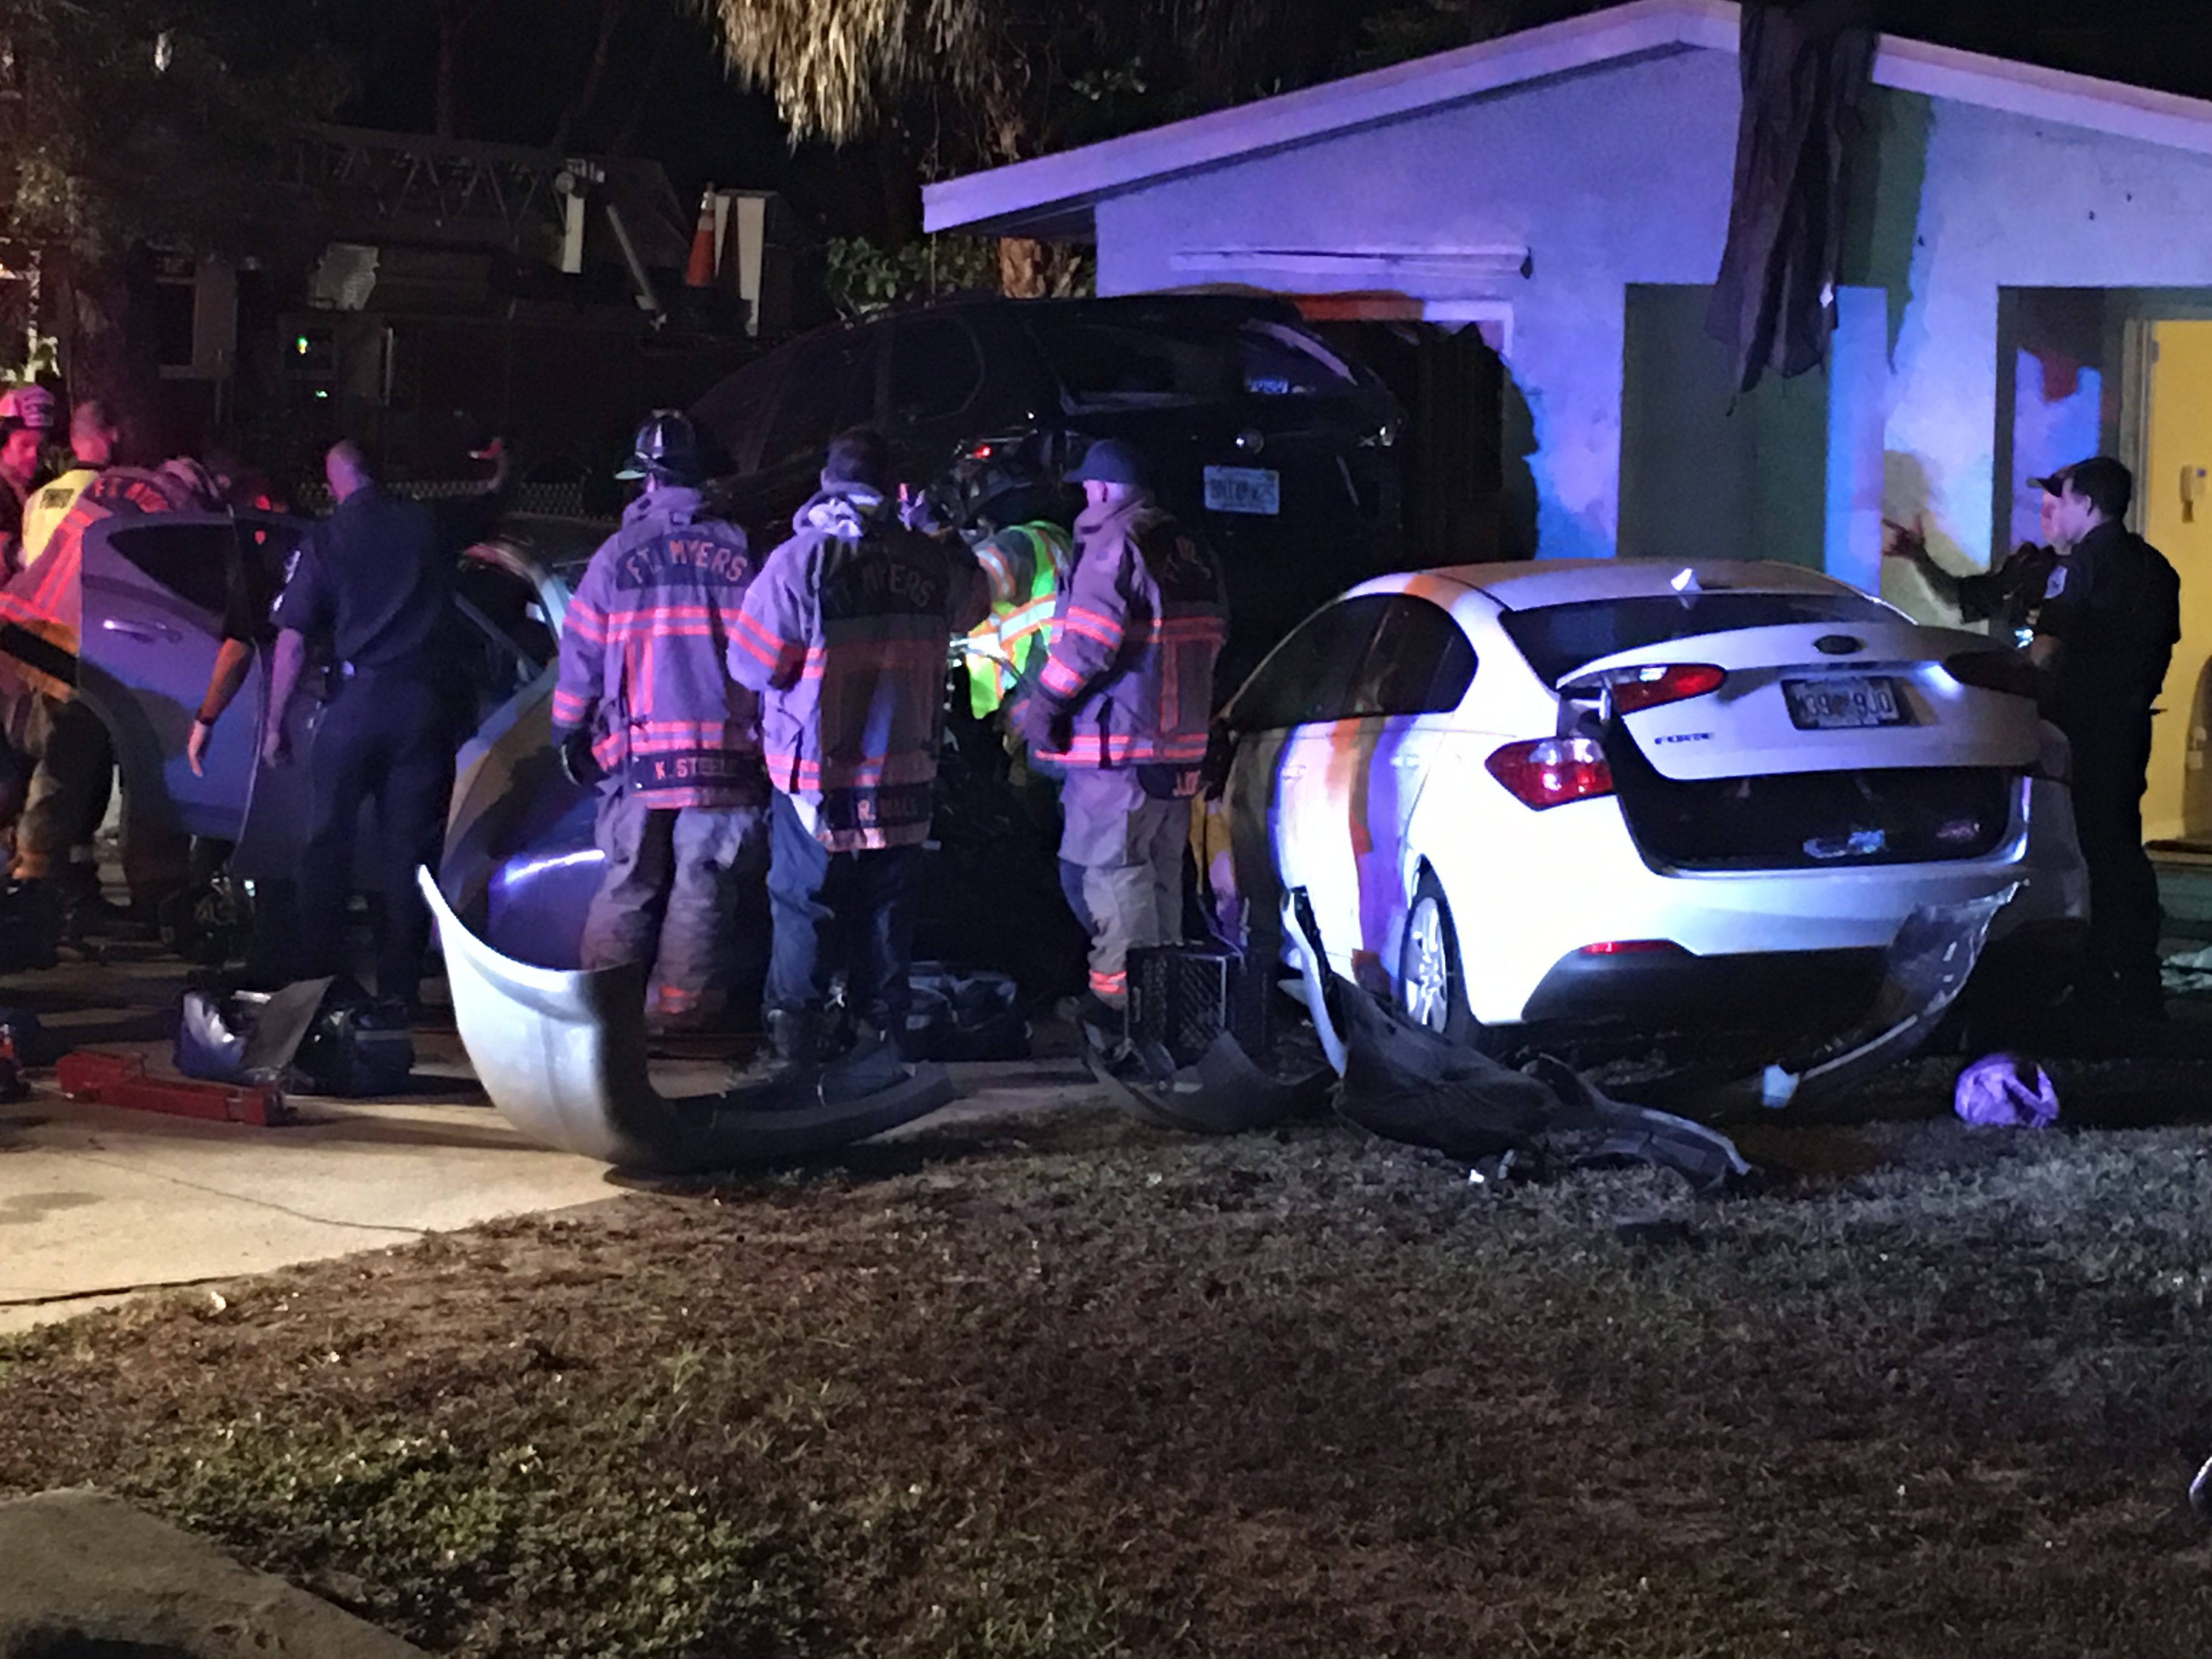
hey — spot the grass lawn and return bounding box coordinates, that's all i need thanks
[5,1076,2212,1657]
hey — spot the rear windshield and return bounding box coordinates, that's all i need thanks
[1500,591,1894,684]
[1029,315,1359,406]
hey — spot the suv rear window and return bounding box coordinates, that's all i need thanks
[1029,315,1358,407]
[1501,591,1894,685]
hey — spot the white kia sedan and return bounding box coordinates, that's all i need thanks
[1216,560,2089,1048]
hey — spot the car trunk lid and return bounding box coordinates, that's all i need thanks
[1559,620,2040,782]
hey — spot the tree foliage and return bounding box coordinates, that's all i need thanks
[1,0,354,259]
[689,0,1464,168]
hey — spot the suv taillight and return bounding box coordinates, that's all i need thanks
[1486,737,1613,809]
[1608,663,1725,714]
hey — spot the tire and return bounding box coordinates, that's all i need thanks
[1398,868,1486,1048]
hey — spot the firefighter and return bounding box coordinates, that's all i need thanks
[1013,438,1228,1020]
[263,438,511,1022]
[727,428,990,1068]
[550,411,768,1033]
[5,455,219,933]
[18,402,121,567]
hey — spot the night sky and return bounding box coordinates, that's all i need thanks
[315,0,2212,247]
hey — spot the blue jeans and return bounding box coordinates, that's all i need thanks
[765,792,921,1029]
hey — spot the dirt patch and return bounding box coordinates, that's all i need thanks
[5,1095,2212,1657]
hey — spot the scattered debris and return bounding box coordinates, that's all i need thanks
[1954,1051,2059,1127]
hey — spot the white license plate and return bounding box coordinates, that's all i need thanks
[1784,675,1906,730]
[1203,465,1280,515]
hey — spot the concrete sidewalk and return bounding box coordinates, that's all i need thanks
[0,946,1107,1334]
[0,1087,620,1333]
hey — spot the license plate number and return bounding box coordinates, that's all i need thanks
[1784,676,1906,730]
[1203,465,1279,515]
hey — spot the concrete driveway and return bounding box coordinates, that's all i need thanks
[0,948,1100,1334]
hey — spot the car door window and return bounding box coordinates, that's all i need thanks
[104,522,233,616]
[889,317,985,427]
[759,328,882,468]
[1342,595,1476,718]
[1222,595,1395,730]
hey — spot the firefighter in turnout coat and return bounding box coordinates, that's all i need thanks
[551,411,768,1031]
[1015,439,1227,1013]
[727,428,990,1066]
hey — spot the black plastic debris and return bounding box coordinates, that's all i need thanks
[1330,979,1751,1196]
[902,962,1030,1062]
[176,977,414,1097]
[1082,940,1329,1135]
[1086,1027,1333,1136]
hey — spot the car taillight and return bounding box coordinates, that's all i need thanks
[1578,939,1686,956]
[1608,663,1725,713]
[1486,737,1613,809]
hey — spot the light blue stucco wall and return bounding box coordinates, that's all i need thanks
[1088,43,2212,588]
[1875,94,2212,597]
[1095,46,1742,560]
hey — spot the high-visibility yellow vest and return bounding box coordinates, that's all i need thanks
[964,520,1071,716]
[18,467,98,566]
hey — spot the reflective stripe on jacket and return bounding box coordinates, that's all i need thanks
[729,489,989,851]
[19,469,98,567]
[964,520,1070,716]
[1032,492,1227,782]
[551,487,765,809]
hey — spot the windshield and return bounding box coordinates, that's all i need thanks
[1500,591,1895,685]
[1030,315,1360,407]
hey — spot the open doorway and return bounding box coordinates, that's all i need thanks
[2000,287,2212,848]
[2131,317,2212,847]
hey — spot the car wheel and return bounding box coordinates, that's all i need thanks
[1399,870,1481,1046]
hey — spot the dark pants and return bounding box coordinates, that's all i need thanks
[2070,723,2164,1015]
[765,791,920,1030]
[297,672,454,1007]
[580,792,768,1027]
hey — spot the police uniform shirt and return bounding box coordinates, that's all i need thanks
[273,485,502,670]
[2036,520,2182,744]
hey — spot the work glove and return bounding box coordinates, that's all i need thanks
[556,727,606,788]
[1010,693,1070,755]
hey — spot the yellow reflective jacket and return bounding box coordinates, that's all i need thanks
[18,467,99,566]
[964,520,1071,716]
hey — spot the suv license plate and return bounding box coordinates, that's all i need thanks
[1784,675,1906,730]
[1204,465,1280,515]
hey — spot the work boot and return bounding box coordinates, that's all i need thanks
[725,1005,823,1092]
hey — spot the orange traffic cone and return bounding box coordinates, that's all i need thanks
[684,187,716,287]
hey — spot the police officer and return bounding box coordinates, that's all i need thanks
[2025,456,2180,1023]
[1884,494,2061,648]
[263,438,512,1021]
[727,428,989,1068]
[1014,438,1228,1020]
[551,411,768,1033]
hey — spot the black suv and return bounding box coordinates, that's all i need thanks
[689,295,1403,688]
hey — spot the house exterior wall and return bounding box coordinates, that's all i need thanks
[1094,46,1742,560]
[1868,91,2212,606]
[1089,42,2212,593]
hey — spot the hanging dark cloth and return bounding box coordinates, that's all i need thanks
[1705,0,1878,392]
